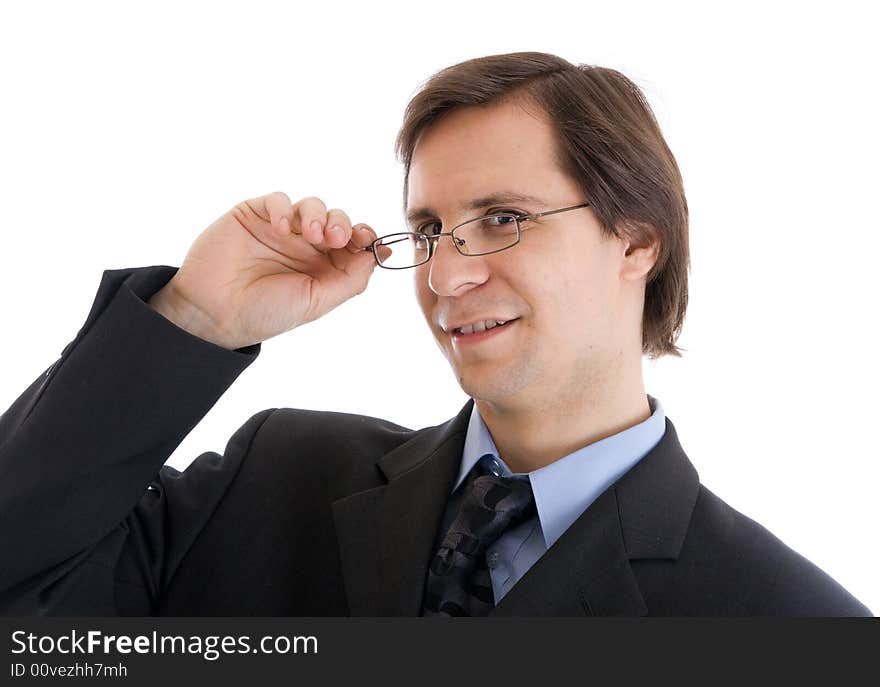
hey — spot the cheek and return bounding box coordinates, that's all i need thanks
[537,256,610,336]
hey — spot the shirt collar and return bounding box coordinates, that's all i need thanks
[453,394,667,549]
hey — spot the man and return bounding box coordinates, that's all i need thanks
[0,52,870,616]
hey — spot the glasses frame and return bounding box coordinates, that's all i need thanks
[363,202,592,270]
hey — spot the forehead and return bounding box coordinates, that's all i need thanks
[406,100,565,216]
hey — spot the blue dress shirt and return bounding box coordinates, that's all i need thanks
[434,394,666,605]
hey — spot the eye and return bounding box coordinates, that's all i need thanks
[417,221,442,236]
[484,209,525,227]
[488,215,516,226]
[489,208,525,219]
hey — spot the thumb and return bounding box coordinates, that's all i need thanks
[309,248,379,314]
[347,245,381,295]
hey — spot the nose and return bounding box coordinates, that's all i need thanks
[423,232,490,297]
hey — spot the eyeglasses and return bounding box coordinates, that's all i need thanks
[362,202,592,270]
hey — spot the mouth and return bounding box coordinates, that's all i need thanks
[450,318,519,346]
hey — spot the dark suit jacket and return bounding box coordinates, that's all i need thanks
[0,266,871,616]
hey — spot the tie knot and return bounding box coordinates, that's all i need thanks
[441,469,536,557]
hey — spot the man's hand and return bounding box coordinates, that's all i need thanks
[148,191,388,350]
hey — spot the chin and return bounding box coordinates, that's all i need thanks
[452,362,534,403]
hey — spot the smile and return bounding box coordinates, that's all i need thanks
[451,318,519,346]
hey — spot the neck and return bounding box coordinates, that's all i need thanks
[473,365,651,474]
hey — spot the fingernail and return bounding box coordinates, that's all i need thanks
[280,216,290,233]
[310,220,323,237]
[329,225,344,239]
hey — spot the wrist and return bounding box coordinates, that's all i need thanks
[147,281,237,350]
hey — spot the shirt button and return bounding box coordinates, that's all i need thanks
[486,551,500,569]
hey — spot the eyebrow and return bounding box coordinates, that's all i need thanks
[405,191,546,227]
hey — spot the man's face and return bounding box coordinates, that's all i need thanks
[408,99,638,411]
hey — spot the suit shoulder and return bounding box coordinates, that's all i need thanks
[158,406,421,502]
[260,406,417,452]
[683,485,872,616]
[220,406,424,493]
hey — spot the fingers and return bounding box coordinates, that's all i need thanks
[324,208,353,249]
[290,197,378,254]
[255,192,379,258]
[239,191,294,238]
[345,223,378,255]
[291,196,329,245]
[263,191,294,237]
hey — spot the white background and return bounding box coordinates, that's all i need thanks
[1,1,877,613]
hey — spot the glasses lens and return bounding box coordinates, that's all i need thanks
[454,214,520,255]
[373,233,430,269]
[374,215,520,269]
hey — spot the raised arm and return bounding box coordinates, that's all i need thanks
[0,191,382,614]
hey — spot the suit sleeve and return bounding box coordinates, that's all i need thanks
[0,265,271,615]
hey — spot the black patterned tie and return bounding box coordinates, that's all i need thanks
[421,466,537,617]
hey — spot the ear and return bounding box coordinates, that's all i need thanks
[618,220,660,282]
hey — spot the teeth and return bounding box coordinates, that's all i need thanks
[455,319,508,335]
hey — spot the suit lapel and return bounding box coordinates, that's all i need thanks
[333,402,700,617]
[332,399,473,616]
[489,487,646,616]
[492,415,700,616]
[614,416,700,561]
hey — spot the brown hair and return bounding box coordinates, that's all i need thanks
[394,52,689,360]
